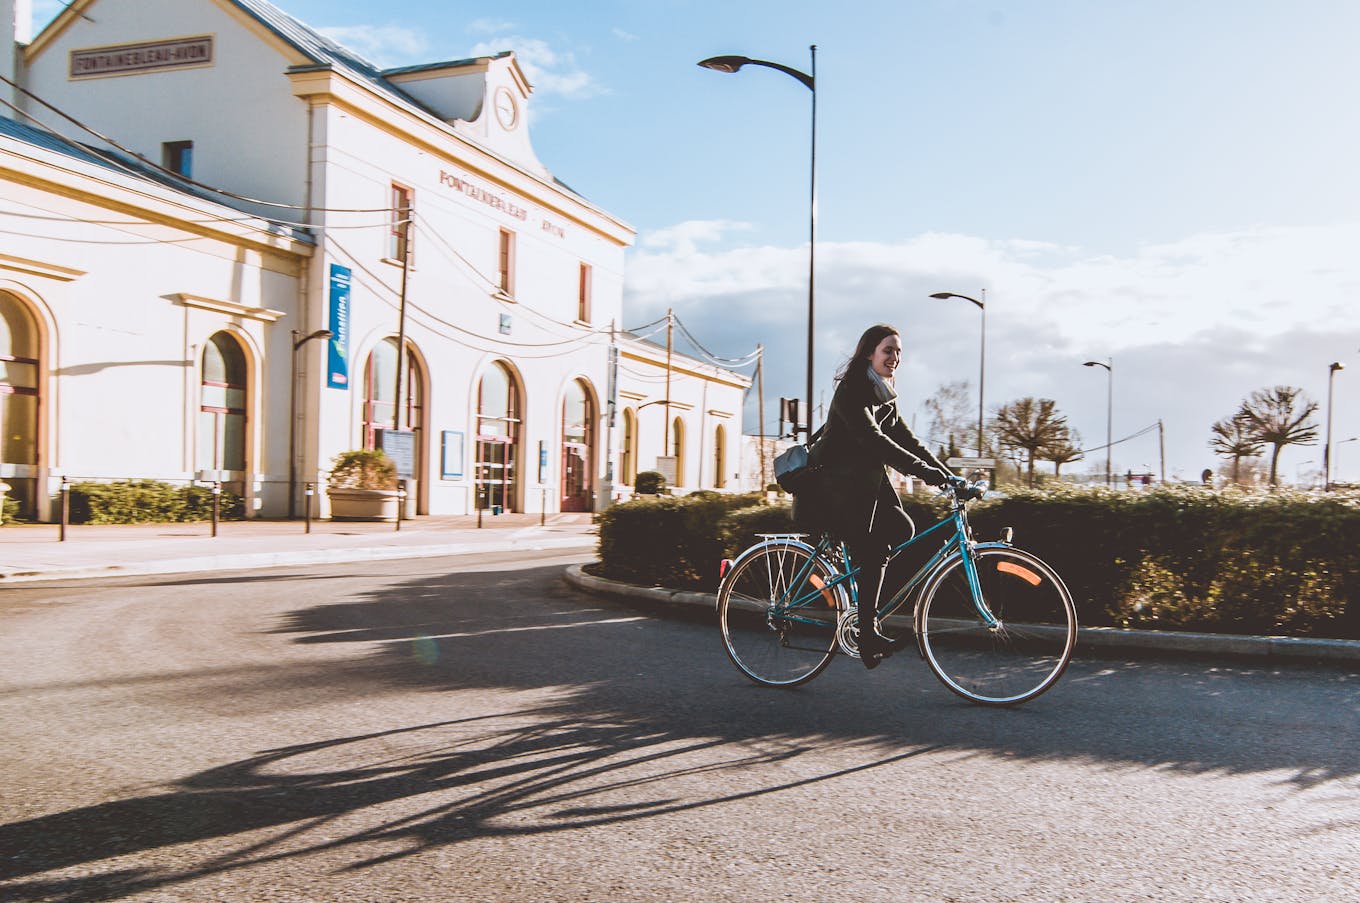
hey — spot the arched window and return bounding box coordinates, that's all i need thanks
[0,293,39,468]
[476,362,521,512]
[671,417,685,488]
[198,332,246,472]
[620,408,636,487]
[714,424,727,489]
[362,337,422,450]
[561,379,595,512]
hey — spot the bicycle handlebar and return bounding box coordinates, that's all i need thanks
[942,478,988,502]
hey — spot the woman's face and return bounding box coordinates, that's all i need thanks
[869,333,902,379]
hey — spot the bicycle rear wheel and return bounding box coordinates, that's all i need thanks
[917,546,1076,705]
[718,540,840,687]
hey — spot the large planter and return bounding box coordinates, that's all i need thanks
[327,487,399,522]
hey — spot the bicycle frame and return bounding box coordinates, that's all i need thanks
[755,491,1001,644]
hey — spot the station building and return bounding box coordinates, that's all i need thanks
[0,0,750,520]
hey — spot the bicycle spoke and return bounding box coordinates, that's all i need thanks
[919,548,1076,705]
[718,541,838,687]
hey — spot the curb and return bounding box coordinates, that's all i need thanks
[0,535,596,583]
[563,563,1360,665]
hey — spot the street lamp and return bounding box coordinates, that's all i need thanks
[1083,358,1113,486]
[929,290,986,457]
[288,328,333,518]
[1324,361,1344,491]
[699,48,817,435]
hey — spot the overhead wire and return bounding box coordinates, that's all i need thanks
[0,74,390,213]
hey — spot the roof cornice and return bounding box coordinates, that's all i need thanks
[288,65,634,246]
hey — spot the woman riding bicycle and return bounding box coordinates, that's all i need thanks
[808,324,959,669]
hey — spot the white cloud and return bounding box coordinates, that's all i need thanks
[317,24,428,67]
[468,19,518,35]
[625,222,1360,481]
[612,28,640,42]
[467,36,603,100]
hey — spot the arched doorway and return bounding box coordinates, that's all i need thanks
[362,337,424,448]
[620,407,637,488]
[475,362,521,512]
[0,292,40,517]
[198,332,247,490]
[561,379,595,512]
[362,337,426,509]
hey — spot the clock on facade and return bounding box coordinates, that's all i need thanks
[494,87,518,129]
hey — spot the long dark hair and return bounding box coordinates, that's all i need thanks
[835,324,898,382]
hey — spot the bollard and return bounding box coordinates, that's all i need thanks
[304,482,314,534]
[211,480,221,538]
[395,480,406,532]
[59,478,69,542]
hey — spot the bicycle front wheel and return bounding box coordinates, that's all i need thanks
[718,540,840,687]
[918,546,1076,705]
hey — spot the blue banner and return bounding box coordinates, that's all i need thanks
[326,264,350,389]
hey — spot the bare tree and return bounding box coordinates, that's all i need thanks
[1043,426,1085,480]
[1208,414,1265,485]
[921,380,977,455]
[1235,386,1319,487]
[991,397,1069,487]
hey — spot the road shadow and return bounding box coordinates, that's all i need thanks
[2,562,1356,900]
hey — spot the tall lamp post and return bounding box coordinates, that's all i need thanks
[1324,361,1344,491]
[1083,358,1113,486]
[699,47,817,435]
[929,290,986,456]
[289,328,333,518]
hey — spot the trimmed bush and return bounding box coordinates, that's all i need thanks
[597,482,1360,639]
[328,449,397,490]
[596,491,763,588]
[634,470,667,495]
[66,480,245,524]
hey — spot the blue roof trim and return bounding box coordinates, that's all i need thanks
[232,0,436,116]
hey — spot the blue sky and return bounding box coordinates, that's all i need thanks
[35,0,1360,482]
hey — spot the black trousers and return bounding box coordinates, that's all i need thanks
[834,478,915,628]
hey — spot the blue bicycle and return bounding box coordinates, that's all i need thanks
[717,481,1077,705]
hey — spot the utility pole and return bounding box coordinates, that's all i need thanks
[663,308,673,453]
[604,320,618,505]
[756,344,767,491]
[393,198,412,431]
[1158,419,1166,483]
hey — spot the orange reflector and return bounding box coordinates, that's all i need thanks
[718,559,733,581]
[997,561,1042,586]
[808,573,836,607]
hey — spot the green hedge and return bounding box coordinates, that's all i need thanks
[67,480,245,524]
[597,485,1360,640]
[595,491,764,588]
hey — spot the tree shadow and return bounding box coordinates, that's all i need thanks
[2,562,1356,901]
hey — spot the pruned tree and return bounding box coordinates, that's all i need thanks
[990,397,1070,487]
[1235,386,1319,487]
[1208,414,1265,485]
[1043,426,1085,479]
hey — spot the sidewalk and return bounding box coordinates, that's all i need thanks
[0,513,598,583]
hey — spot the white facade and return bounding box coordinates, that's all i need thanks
[1,0,750,519]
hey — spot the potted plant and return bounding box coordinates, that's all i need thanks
[326,449,399,521]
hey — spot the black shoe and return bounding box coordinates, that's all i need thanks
[859,628,897,670]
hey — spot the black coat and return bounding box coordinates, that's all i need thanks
[808,371,951,530]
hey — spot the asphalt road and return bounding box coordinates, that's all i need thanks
[0,550,1356,903]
